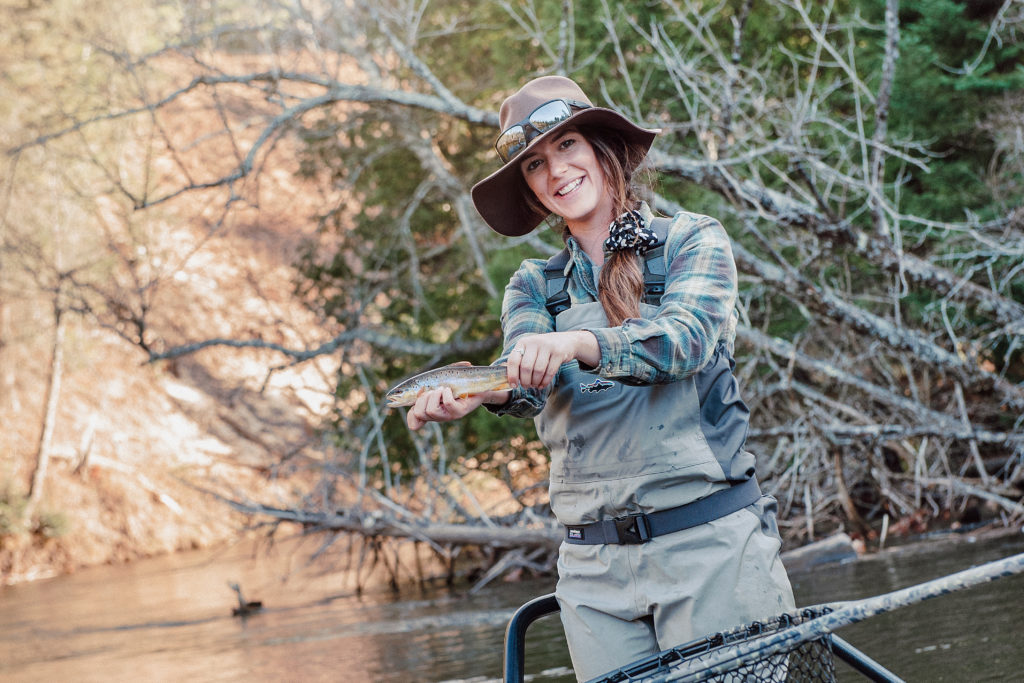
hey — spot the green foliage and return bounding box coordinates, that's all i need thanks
[762,295,811,340]
[870,0,1022,223]
[0,488,27,536]
[0,487,69,539]
[34,510,70,539]
[416,2,545,98]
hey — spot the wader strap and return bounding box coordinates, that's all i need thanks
[544,249,572,317]
[642,216,671,306]
[642,243,666,305]
[564,478,762,545]
[543,216,675,317]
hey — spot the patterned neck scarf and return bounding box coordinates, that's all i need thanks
[603,209,658,257]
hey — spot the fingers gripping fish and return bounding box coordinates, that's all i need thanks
[384,363,510,408]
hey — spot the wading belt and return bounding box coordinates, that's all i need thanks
[564,477,761,545]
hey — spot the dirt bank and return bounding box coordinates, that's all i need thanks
[0,179,337,584]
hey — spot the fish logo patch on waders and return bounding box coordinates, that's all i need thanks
[579,378,615,394]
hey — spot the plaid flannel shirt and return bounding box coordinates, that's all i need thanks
[489,204,738,418]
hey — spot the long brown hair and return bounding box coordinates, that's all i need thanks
[582,126,653,326]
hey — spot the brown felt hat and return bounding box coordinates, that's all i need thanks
[470,75,660,237]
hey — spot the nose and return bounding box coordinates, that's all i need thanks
[548,155,568,177]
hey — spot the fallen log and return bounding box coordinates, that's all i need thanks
[224,499,563,550]
[780,532,860,573]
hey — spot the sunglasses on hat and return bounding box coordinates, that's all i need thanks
[494,98,591,163]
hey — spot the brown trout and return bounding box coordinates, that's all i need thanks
[385,364,510,408]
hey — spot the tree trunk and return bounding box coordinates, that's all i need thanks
[24,304,65,524]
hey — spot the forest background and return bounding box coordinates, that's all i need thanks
[1,0,1022,588]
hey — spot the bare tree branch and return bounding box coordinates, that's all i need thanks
[146,327,501,364]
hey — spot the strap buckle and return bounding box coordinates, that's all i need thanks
[545,289,571,316]
[613,513,652,544]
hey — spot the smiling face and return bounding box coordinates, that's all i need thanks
[518,128,615,233]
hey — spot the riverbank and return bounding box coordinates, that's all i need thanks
[784,520,1024,571]
[0,217,337,585]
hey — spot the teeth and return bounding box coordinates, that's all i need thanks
[557,178,582,196]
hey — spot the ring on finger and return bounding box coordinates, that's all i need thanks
[514,347,525,356]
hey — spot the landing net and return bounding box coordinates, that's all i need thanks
[589,607,837,683]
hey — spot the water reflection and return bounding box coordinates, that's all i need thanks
[789,532,1024,681]
[1,530,1022,682]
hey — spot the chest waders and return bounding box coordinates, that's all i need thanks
[537,215,795,681]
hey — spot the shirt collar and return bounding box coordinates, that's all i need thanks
[559,201,653,294]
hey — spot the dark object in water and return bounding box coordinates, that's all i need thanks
[232,601,263,617]
[228,581,264,617]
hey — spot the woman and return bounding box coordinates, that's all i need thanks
[407,75,794,681]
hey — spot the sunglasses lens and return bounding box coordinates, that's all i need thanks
[528,100,573,134]
[496,125,527,163]
[494,99,579,162]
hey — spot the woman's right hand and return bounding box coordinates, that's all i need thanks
[507,330,600,390]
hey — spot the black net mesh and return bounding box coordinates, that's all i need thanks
[590,608,838,683]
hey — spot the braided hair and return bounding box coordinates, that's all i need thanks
[583,126,656,326]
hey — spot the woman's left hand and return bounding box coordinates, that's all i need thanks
[507,330,600,390]
[406,386,492,431]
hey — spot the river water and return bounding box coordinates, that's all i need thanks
[2,529,1023,682]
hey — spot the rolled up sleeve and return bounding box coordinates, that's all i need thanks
[486,259,554,418]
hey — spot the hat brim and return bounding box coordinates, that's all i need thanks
[471,108,659,237]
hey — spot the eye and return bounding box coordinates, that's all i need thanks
[559,136,577,150]
[522,157,543,173]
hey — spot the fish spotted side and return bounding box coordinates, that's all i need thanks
[385,364,510,408]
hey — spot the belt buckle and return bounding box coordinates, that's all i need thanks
[613,513,651,544]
